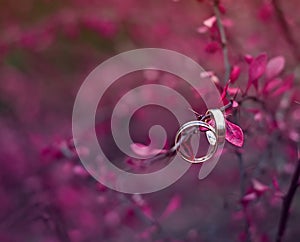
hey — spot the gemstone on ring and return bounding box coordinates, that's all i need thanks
[206,130,217,145]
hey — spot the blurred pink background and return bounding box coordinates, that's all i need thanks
[0,0,300,241]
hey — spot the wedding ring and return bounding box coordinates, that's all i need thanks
[198,108,226,178]
[175,120,217,163]
[205,109,226,146]
[175,109,225,164]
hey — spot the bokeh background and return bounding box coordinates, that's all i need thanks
[0,0,300,241]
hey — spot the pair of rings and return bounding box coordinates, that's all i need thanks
[175,109,226,164]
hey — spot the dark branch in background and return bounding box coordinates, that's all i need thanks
[236,151,246,195]
[47,205,71,242]
[272,1,300,240]
[272,0,300,61]
[276,159,300,242]
[236,151,251,242]
[213,0,231,85]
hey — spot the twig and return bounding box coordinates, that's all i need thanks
[275,159,300,242]
[194,100,232,121]
[120,194,169,239]
[239,96,268,113]
[272,0,300,61]
[213,0,231,85]
[237,151,246,195]
[44,205,71,242]
[236,151,251,242]
[142,126,198,166]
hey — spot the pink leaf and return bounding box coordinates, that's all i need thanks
[244,54,253,64]
[141,204,153,220]
[272,176,280,190]
[241,192,257,207]
[225,120,244,147]
[130,143,166,157]
[196,26,208,34]
[232,100,239,108]
[252,179,269,195]
[248,53,268,90]
[262,78,282,95]
[266,56,285,79]
[227,87,241,96]
[221,82,229,101]
[203,16,216,28]
[105,211,120,227]
[230,65,241,84]
[161,195,181,219]
[242,192,257,202]
[269,74,293,97]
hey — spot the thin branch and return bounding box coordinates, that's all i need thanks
[239,96,268,113]
[45,205,71,242]
[120,194,169,239]
[236,151,251,242]
[276,159,300,242]
[237,151,246,196]
[213,0,231,85]
[272,0,300,61]
[197,100,233,121]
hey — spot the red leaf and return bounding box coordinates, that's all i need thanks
[247,53,268,90]
[205,41,220,53]
[244,54,253,64]
[218,3,226,14]
[266,56,285,79]
[258,3,273,22]
[225,120,244,147]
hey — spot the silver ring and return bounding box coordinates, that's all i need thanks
[205,109,226,145]
[175,120,217,163]
[175,109,225,164]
